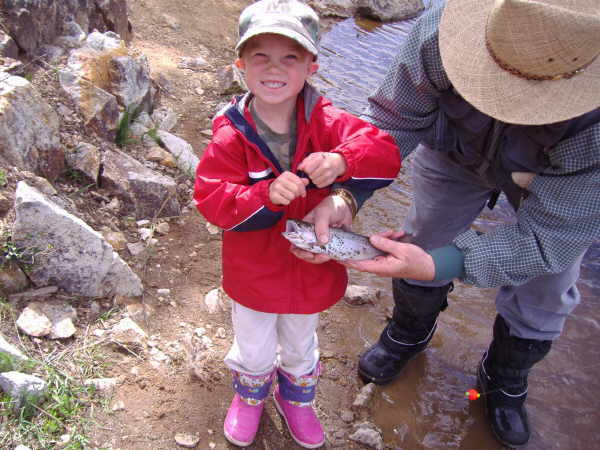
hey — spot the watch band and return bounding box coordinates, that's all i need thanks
[330,188,358,218]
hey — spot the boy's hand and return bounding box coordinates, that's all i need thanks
[289,193,354,264]
[269,171,310,205]
[297,152,347,188]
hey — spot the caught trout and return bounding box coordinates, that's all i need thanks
[282,219,385,261]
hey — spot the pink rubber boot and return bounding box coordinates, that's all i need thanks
[273,364,325,448]
[224,370,274,447]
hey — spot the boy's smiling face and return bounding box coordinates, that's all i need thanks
[236,33,318,110]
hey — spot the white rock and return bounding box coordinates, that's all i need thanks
[155,222,170,235]
[204,288,229,314]
[84,377,119,394]
[127,242,146,256]
[205,222,220,235]
[174,433,200,448]
[343,284,380,307]
[139,227,153,241]
[352,382,376,408]
[111,400,125,411]
[349,422,384,450]
[16,301,77,339]
[215,327,226,339]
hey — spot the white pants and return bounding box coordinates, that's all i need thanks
[224,301,320,377]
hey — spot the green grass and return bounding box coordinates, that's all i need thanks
[0,300,113,449]
[1,232,27,266]
[96,306,119,326]
[0,169,7,187]
[0,356,109,449]
[143,125,163,146]
[116,104,145,148]
[1,230,54,269]
[0,366,96,448]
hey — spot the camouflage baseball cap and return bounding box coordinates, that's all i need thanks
[236,0,320,57]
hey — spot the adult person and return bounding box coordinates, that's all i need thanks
[291,0,600,447]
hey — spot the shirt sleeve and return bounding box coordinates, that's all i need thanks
[453,123,600,287]
[193,131,284,232]
[360,2,451,159]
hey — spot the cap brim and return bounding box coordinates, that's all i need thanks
[236,25,318,57]
[439,0,600,125]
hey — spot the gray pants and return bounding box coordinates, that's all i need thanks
[403,146,582,341]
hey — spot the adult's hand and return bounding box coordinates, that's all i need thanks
[288,193,353,264]
[342,230,436,281]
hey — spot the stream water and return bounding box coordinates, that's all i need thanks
[313,3,600,449]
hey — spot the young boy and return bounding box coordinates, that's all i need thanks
[193,0,401,447]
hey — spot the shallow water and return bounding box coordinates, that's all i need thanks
[314,4,600,449]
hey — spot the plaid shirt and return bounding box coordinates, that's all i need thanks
[363,1,600,288]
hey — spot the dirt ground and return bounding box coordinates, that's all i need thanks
[86,1,373,449]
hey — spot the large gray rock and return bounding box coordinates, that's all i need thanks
[2,0,131,57]
[109,55,153,111]
[64,142,102,183]
[12,182,143,298]
[312,0,424,20]
[0,31,19,58]
[60,31,154,140]
[0,332,27,362]
[355,0,424,21]
[0,371,47,413]
[0,76,65,180]
[156,130,199,179]
[101,149,181,219]
[3,0,59,54]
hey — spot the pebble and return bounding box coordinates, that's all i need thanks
[174,433,200,448]
[353,383,376,408]
[215,327,226,338]
[341,409,354,423]
[112,400,125,411]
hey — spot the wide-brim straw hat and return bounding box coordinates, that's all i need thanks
[439,0,600,125]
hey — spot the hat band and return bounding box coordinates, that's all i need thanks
[485,38,598,81]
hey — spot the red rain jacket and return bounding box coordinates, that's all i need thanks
[194,84,400,314]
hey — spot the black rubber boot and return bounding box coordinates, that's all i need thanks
[477,315,552,448]
[358,279,452,385]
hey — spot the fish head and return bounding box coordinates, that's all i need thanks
[281,219,326,254]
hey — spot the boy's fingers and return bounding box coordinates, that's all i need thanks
[314,216,331,245]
